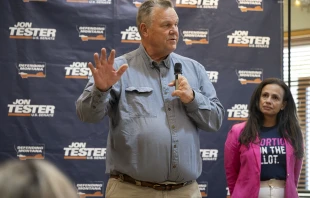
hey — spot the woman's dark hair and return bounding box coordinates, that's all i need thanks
[239,78,304,159]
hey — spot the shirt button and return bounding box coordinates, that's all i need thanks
[174,145,177,148]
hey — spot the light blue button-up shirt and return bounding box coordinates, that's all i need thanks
[76,45,224,183]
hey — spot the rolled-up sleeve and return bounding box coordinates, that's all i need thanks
[184,63,224,132]
[75,77,116,123]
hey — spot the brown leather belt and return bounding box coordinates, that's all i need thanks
[110,174,192,191]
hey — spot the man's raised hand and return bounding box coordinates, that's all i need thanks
[88,48,128,91]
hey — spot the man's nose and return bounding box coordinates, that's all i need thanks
[169,26,178,34]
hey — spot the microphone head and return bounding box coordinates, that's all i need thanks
[174,63,182,74]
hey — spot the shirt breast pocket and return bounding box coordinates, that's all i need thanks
[125,86,156,118]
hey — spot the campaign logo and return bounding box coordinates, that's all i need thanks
[237,0,263,12]
[198,182,208,197]
[133,0,144,7]
[200,149,218,161]
[67,0,111,4]
[77,25,106,41]
[14,145,45,160]
[23,0,47,2]
[227,104,248,121]
[176,0,219,9]
[227,30,270,48]
[206,71,218,83]
[121,26,141,43]
[17,62,46,78]
[65,62,92,79]
[77,182,104,198]
[9,22,56,40]
[236,69,263,85]
[182,29,209,45]
[8,99,55,117]
[64,142,106,160]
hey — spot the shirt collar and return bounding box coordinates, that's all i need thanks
[138,44,171,69]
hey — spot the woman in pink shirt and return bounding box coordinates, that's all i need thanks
[224,78,303,198]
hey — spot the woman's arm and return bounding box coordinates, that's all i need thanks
[224,125,241,195]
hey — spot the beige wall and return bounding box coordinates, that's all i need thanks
[283,0,310,31]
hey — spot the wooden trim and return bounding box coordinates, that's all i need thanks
[284,29,310,38]
[284,29,310,46]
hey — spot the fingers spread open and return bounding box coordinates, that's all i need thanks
[116,64,128,76]
[100,48,107,66]
[108,49,115,65]
[94,53,100,68]
[88,62,96,75]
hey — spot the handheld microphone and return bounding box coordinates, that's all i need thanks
[174,63,182,90]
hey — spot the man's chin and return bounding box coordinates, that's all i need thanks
[168,45,177,52]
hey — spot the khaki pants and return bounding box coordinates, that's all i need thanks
[105,178,202,198]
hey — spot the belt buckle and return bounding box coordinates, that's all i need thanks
[118,174,124,181]
[153,184,161,189]
[268,179,275,188]
[135,180,142,186]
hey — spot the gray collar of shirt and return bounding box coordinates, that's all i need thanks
[138,44,171,69]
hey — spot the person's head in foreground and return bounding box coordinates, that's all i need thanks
[0,159,78,198]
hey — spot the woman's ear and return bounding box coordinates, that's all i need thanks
[281,101,287,110]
